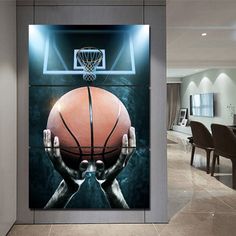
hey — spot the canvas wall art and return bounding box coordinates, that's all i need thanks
[29,25,150,209]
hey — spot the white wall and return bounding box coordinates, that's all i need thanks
[0,0,17,235]
[181,69,236,130]
[167,77,182,84]
[17,0,167,223]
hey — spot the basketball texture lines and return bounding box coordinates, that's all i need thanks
[47,87,131,168]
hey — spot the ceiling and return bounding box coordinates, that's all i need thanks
[167,0,236,78]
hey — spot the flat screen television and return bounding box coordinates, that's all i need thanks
[190,93,214,117]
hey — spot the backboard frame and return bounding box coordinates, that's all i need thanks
[43,30,136,76]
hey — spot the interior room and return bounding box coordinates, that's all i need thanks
[0,0,235,236]
[166,0,236,235]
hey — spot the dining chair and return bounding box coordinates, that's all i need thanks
[211,123,236,189]
[190,121,215,174]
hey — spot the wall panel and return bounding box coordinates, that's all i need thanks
[16,0,165,6]
[17,1,167,223]
[0,0,17,234]
[17,6,34,224]
[35,6,143,24]
[144,5,167,223]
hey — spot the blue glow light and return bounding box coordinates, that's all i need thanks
[29,25,45,54]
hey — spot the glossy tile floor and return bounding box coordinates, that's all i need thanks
[8,131,236,236]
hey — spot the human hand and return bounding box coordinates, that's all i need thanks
[43,129,87,192]
[96,127,136,183]
[95,127,136,208]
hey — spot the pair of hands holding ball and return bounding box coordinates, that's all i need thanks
[43,127,136,209]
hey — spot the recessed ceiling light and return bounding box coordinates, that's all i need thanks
[201,33,207,36]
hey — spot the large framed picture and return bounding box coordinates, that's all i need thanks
[29,25,150,209]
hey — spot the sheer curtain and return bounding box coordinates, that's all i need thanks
[167,83,181,130]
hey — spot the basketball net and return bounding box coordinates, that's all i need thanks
[76,47,103,81]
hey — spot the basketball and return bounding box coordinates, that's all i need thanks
[47,86,131,169]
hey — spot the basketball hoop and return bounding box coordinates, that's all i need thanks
[76,47,103,81]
